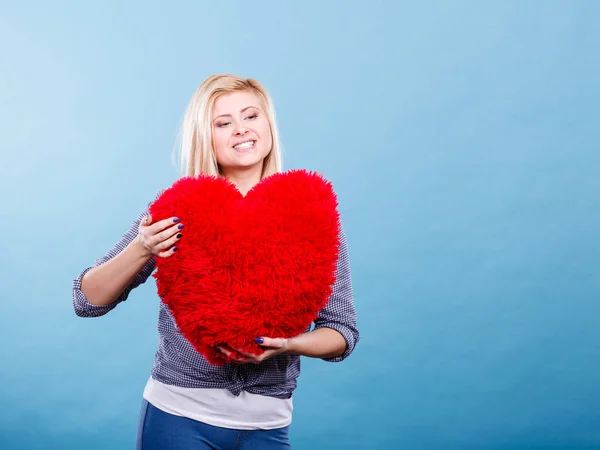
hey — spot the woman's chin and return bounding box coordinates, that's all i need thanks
[222,157,265,172]
[233,149,269,165]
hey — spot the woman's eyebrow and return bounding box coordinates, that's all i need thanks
[214,106,259,120]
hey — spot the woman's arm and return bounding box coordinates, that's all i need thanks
[308,224,360,362]
[72,190,181,317]
[80,211,184,308]
[285,326,347,359]
[80,237,155,307]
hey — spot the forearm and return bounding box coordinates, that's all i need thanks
[81,239,153,306]
[287,327,347,359]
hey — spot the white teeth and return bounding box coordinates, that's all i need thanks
[234,141,255,150]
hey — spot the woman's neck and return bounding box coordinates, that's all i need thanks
[221,165,263,196]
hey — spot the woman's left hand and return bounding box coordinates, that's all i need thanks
[217,337,290,364]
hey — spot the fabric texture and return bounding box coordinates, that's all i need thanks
[148,170,341,365]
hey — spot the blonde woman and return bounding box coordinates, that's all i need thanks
[72,74,359,449]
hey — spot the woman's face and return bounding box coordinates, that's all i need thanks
[211,90,273,174]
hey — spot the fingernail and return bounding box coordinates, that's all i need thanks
[173,218,180,222]
[177,233,182,239]
[178,224,184,229]
[255,338,264,344]
[172,246,178,252]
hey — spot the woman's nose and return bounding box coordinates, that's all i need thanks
[234,125,249,135]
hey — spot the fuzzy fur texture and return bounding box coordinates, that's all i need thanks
[149,169,340,366]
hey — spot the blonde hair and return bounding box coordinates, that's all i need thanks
[175,74,283,178]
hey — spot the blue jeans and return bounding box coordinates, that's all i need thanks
[136,399,292,449]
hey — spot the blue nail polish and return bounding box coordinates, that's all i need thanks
[173,246,178,252]
[255,338,264,344]
[178,224,184,229]
[173,218,180,222]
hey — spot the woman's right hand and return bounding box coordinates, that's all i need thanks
[137,214,183,258]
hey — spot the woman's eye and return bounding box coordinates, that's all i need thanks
[218,122,231,128]
[245,114,257,120]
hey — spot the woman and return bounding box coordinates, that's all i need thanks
[72,74,359,449]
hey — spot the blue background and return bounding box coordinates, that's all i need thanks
[1,1,599,448]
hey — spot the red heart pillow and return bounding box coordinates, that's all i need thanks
[149,169,340,365]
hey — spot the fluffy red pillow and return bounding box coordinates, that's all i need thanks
[149,169,340,365]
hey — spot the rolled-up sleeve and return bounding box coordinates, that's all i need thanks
[72,207,157,318]
[313,224,360,362]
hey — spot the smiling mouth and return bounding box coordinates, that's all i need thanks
[233,140,256,152]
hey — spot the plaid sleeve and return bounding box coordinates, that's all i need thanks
[72,195,161,318]
[313,224,360,362]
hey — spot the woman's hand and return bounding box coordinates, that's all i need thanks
[216,328,346,363]
[217,328,347,364]
[217,337,290,364]
[137,214,184,258]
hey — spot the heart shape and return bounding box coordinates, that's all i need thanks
[149,169,341,365]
